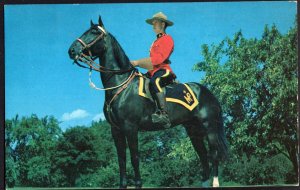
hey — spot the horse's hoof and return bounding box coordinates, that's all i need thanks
[202,180,210,187]
[135,180,142,189]
[120,182,127,189]
[213,176,219,187]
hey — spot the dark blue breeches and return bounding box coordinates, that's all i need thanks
[149,69,174,94]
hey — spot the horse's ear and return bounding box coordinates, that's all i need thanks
[98,15,105,28]
[90,20,95,26]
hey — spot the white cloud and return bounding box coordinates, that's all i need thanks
[62,109,90,121]
[92,113,106,121]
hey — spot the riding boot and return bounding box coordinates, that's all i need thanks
[152,92,171,128]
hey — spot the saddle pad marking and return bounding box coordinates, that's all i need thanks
[166,83,199,111]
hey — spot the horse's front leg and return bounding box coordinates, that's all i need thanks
[111,127,127,188]
[125,125,142,188]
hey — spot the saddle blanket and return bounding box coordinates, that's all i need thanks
[138,75,199,111]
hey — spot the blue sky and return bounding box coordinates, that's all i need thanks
[4,2,297,131]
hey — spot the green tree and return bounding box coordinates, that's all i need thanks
[79,120,119,187]
[5,150,18,188]
[193,23,298,183]
[54,125,102,186]
[222,153,293,185]
[5,114,62,187]
[5,115,19,187]
[90,120,117,167]
[138,126,200,187]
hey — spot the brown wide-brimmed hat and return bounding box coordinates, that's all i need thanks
[145,12,174,26]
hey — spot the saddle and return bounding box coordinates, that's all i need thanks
[137,73,199,111]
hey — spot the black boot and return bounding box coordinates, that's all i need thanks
[152,92,171,128]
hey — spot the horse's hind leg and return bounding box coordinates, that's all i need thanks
[207,128,221,187]
[207,129,223,187]
[111,127,127,188]
[206,112,227,187]
[184,124,210,187]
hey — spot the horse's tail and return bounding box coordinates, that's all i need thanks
[215,108,229,161]
[203,84,229,161]
[191,82,229,161]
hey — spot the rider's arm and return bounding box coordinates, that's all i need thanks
[131,58,153,70]
[131,35,174,70]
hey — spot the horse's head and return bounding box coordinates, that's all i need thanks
[68,16,107,61]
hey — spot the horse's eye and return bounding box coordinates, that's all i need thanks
[91,28,99,34]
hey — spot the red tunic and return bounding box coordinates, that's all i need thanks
[148,33,174,77]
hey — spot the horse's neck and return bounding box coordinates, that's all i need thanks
[100,34,132,89]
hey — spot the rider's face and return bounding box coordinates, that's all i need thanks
[152,20,165,34]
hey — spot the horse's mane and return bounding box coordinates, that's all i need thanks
[108,33,131,68]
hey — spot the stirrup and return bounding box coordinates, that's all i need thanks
[153,110,162,115]
[151,111,171,128]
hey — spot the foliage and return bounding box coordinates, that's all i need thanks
[53,126,103,186]
[222,153,293,185]
[74,161,119,187]
[193,23,298,183]
[5,113,297,187]
[5,114,62,187]
[73,121,119,188]
[5,155,18,188]
[138,126,202,187]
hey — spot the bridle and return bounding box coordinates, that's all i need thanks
[74,25,136,91]
[75,25,133,73]
[77,25,106,57]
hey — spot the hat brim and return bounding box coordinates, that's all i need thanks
[146,18,173,26]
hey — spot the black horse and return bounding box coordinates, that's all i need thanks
[68,16,228,188]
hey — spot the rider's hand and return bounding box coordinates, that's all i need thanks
[131,58,153,70]
[131,60,138,67]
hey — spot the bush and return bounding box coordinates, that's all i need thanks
[95,162,119,188]
[222,153,293,185]
[5,157,18,188]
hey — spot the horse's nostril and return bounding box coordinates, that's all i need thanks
[69,48,75,56]
[68,48,76,59]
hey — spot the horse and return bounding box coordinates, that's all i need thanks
[68,16,228,188]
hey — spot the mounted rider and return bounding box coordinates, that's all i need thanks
[131,12,176,128]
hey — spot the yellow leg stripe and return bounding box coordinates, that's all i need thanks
[139,76,148,98]
[155,70,170,92]
[161,70,170,78]
[155,78,163,92]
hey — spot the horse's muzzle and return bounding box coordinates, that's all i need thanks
[68,39,84,60]
[68,47,80,61]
